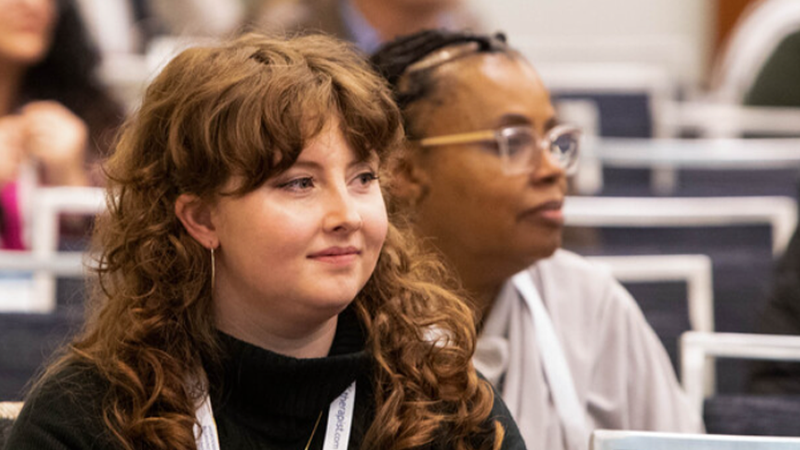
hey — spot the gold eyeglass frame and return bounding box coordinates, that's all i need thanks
[417,124,582,176]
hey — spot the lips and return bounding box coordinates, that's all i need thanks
[308,246,361,264]
[309,246,360,257]
[519,199,564,224]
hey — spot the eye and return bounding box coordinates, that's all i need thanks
[500,128,536,162]
[551,132,578,156]
[354,171,379,186]
[506,132,535,156]
[279,177,315,191]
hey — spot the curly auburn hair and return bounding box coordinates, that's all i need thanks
[39,33,503,450]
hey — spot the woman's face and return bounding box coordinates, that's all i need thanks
[211,120,388,337]
[0,0,56,67]
[406,54,567,285]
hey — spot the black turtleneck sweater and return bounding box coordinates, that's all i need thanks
[208,307,375,449]
[4,308,525,450]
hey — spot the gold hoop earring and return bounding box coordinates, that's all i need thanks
[210,246,216,291]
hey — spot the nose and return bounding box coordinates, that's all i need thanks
[17,0,44,9]
[11,0,50,17]
[530,142,566,184]
[323,184,363,234]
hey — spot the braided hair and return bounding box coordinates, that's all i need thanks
[370,29,512,135]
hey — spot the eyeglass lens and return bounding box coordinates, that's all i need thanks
[550,131,579,167]
[502,127,579,174]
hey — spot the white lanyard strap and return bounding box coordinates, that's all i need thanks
[511,271,587,449]
[322,381,356,450]
[194,381,357,450]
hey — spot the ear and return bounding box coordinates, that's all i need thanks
[175,194,218,249]
[390,148,431,206]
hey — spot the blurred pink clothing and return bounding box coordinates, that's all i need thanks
[1,181,25,250]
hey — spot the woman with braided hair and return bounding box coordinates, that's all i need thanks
[5,33,525,450]
[371,30,704,450]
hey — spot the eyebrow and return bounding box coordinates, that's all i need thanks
[290,153,380,171]
[495,114,559,131]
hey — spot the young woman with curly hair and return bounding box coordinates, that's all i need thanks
[4,33,524,450]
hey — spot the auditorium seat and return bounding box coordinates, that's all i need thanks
[565,196,796,392]
[703,394,800,436]
[681,330,800,436]
[587,137,800,198]
[586,254,713,378]
[534,62,675,139]
[0,312,82,401]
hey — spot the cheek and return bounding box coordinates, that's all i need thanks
[264,208,319,251]
[438,157,518,218]
[221,202,313,258]
[448,175,528,245]
[363,194,389,248]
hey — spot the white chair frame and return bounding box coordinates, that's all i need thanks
[588,254,716,391]
[535,62,676,139]
[590,138,800,170]
[680,331,800,415]
[586,254,714,333]
[592,428,800,450]
[663,102,800,139]
[0,187,106,313]
[563,195,798,257]
[584,137,800,195]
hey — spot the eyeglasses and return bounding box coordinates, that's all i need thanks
[417,124,581,176]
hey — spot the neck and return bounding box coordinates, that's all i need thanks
[0,61,25,116]
[459,263,514,325]
[218,315,339,359]
[351,0,451,43]
[214,300,339,359]
[416,233,527,324]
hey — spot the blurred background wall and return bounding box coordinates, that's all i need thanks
[466,0,735,89]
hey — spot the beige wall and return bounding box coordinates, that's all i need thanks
[468,0,716,87]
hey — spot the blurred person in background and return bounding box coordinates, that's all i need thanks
[715,0,800,395]
[710,0,800,107]
[748,226,800,393]
[143,0,244,39]
[115,0,480,61]
[744,29,800,107]
[253,0,481,54]
[371,30,704,450]
[0,0,123,249]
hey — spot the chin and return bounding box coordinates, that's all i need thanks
[312,290,361,313]
[523,245,560,266]
[524,230,563,261]
[6,44,48,65]
[541,243,561,259]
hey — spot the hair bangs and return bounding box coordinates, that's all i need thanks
[173,36,403,198]
[210,64,341,196]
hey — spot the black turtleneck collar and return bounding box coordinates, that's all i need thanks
[207,306,372,444]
